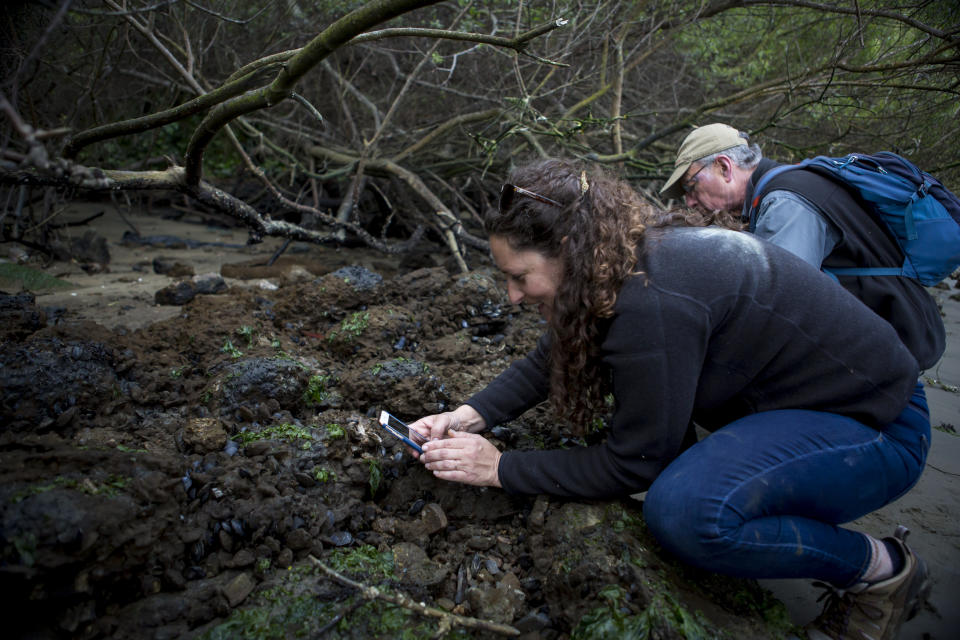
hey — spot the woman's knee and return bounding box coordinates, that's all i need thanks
[644,473,727,566]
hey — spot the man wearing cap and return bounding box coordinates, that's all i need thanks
[661,123,944,640]
[660,122,944,373]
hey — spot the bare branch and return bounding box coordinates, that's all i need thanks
[7,0,74,104]
[184,0,447,185]
[392,108,502,163]
[309,555,521,636]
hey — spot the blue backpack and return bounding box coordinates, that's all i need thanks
[749,152,960,286]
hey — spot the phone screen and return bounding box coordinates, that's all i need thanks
[377,410,424,454]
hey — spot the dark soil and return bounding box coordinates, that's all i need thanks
[0,213,794,639]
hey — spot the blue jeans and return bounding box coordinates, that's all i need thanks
[643,383,930,587]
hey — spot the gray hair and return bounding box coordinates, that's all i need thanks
[699,141,763,169]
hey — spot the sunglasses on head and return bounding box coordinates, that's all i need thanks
[499,183,562,213]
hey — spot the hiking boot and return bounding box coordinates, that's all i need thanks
[806,525,931,640]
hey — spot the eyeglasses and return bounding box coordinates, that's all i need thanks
[499,183,562,213]
[681,162,709,194]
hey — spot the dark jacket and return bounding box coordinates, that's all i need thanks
[468,228,919,498]
[744,158,945,369]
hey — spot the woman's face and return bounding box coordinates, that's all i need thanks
[489,234,564,320]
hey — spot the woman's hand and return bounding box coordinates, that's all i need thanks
[420,430,502,487]
[407,405,487,456]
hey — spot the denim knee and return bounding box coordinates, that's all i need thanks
[644,471,729,568]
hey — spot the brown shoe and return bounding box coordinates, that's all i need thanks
[806,526,931,640]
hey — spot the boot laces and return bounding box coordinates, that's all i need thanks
[811,581,884,639]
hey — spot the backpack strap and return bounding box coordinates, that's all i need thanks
[903,185,930,241]
[824,266,906,278]
[746,164,797,232]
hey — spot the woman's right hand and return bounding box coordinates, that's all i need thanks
[407,404,486,458]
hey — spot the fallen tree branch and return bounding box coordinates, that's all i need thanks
[310,145,485,270]
[308,555,520,637]
[0,162,425,254]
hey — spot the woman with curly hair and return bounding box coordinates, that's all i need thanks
[411,158,930,640]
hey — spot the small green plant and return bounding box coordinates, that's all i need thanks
[325,423,346,440]
[11,532,37,567]
[221,339,243,358]
[10,474,129,503]
[606,503,646,535]
[115,444,147,453]
[573,585,713,640]
[367,458,383,496]
[327,311,369,344]
[273,351,307,367]
[98,475,129,495]
[234,423,313,447]
[327,544,394,580]
[302,375,331,406]
[256,558,271,572]
[237,325,255,346]
[170,367,184,378]
[312,467,334,483]
[558,547,584,575]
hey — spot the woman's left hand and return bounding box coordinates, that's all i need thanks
[420,430,502,488]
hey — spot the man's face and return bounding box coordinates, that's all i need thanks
[682,158,742,213]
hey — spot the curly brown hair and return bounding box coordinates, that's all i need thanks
[484,158,710,433]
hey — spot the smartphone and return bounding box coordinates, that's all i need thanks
[377,410,425,454]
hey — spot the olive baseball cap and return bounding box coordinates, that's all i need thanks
[660,123,748,200]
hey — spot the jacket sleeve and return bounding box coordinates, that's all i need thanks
[495,284,709,498]
[465,333,551,430]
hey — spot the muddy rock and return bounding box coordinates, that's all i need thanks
[423,329,487,364]
[50,229,111,266]
[181,417,228,453]
[222,572,255,607]
[285,527,312,551]
[338,355,446,416]
[0,329,125,432]
[207,356,312,420]
[282,264,314,285]
[392,542,448,586]
[270,265,384,326]
[466,571,525,625]
[192,272,227,295]
[324,303,417,360]
[154,274,226,305]
[417,502,448,535]
[153,256,195,277]
[154,280,196,305]
[0,292,47,341]
[390,266,450,298]
[329,264,382,291]
[380,502,449,543]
